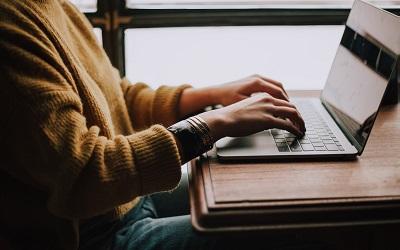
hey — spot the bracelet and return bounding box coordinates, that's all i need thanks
[187,116,213,151]
[167,116,213,162]
[167,120,202,163]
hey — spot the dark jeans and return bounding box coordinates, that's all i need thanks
[80,170,332,250]
[110,171,216,250]
[80,170,216,250]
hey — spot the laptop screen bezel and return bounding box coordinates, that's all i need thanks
[318,0,399,155]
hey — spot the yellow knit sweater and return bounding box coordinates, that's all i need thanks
[0,0,190,249]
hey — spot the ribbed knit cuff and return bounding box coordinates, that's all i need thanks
[153,84,192,127]
[127,125,182,195]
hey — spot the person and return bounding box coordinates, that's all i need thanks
[0,0,305,249]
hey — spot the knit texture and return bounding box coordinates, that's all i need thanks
[0,0,191,249]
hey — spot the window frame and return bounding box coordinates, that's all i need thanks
[82,0,400,76]
[84,1,114,63]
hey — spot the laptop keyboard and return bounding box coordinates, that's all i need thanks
[271,102,344,152]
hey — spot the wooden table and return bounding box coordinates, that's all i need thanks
[188,90,400,247]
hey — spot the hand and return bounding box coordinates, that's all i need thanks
[210,74,290,106]
[198,93,306,142]
[178,74,290,119]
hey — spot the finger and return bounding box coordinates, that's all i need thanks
[270,97,297,110]
[254,78,289,101]
[254,74,288,97]
[270,98,306,131]
[269,106,306,133]
[268,116,304,137]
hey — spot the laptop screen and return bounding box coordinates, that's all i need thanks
[321,0,399,154]
[321,26,397,153]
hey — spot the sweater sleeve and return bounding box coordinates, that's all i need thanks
[0,8,182,219]
[120,79,192,130]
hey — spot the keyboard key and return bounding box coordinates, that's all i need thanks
[274,138,286,143]
[271,129,282,135]
[299,139,311,144]
[326,144,339,151]
[277,146,290,152]
[322,139,335,144]
[286,138,296,143]
[314,146,327,151]
[276,142,287,147]
[301,144,315,151]
[312,142,324,147]
[310,138,322,143]
[273,134,285,139]
[284,133,296,138]
[289,141,302,152]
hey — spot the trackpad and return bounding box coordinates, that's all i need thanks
[215,130,277,157]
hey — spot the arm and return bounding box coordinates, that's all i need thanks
[171,76,305,164]
[121,80,191,130]
[0,17,182,219]
[178,75,290,119]
[168,91,306,164]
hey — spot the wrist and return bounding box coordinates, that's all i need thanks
[167,116,214,163]
[204,85,223,106]
[179,87,219,118]
[191,86,221,106]
[197,109,229,142]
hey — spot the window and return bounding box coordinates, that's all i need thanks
[126,0,400,9]
[68,0,102,44]
[125,25,344,90]
[77,0,399,89]
[69,0,97,12]
[93,28,103,45]
[68,1,105,57]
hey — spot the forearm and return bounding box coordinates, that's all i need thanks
[8,91,182,219]
[178,86,219,119]
[122,79,192,128]
[33,108,182,219]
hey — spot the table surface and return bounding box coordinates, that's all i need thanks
[188,90,400,232]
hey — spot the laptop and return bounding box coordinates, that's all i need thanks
[215,0,399,161]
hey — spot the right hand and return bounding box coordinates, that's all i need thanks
[198,93,306,142]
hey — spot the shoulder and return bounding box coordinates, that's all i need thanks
[0,0,77,100]
[0,0,55,16]
[0,0,72,28]
[0,1,57,63]
[0,1,51,34]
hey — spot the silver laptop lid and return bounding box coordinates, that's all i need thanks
[320,0,399,154]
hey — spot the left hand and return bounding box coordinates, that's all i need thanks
[179,74,290,119]
[210,74,289,106]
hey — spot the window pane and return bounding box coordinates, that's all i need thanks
[125,26,345,90]
[69,0,97,12]
[127,0,400,9]
[93,28,102,46]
